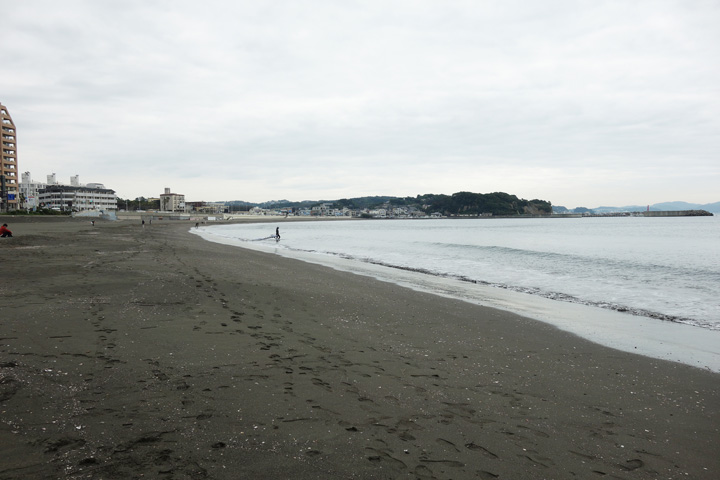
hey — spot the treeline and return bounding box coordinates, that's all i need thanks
[265,191,552,216]
[117,197,160,211]
[418,192,552,216]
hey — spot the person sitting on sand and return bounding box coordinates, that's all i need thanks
[0,223,12,237]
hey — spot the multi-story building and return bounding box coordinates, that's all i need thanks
[1,102,19,212]
[37,183,117,212]
[19,172,45,209]
[23,173,117,212]
[160,187,185,212]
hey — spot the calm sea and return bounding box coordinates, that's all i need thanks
[194,216,720,370]
[199,216,719,328]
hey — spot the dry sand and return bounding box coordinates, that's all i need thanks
[1,217,719,480]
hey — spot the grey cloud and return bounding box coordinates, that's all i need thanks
[2,0,718,206]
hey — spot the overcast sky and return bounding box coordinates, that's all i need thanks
[2,0,718,207]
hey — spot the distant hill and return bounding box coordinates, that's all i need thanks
[591,205,646,214]
[249,192,552,216]
[417,192,552,216]
[556,201,719,215]
[704,202,720,213]
[651,201,720,213]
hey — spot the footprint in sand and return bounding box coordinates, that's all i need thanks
[366,447,407,470]
[311,378,332,391]
[465,442,498,459]
[478,471,499,479]
[618,459,644,471]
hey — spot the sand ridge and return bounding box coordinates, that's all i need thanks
[1,218,719,479]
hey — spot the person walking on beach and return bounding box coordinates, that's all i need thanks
[0,223,12,237]
[276,226,280,241]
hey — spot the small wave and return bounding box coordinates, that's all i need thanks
[434,242,717,278]
[348,256,719,331]
[204,223,720,331]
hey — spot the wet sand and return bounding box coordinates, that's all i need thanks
[1,217,719,479]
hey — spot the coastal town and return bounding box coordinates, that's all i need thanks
[12,173,438,219]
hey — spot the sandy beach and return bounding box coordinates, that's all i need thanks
[1,217,719,480]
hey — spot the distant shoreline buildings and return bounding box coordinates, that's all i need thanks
[21,172,117,212]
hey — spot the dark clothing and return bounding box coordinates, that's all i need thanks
[0,225,12,237]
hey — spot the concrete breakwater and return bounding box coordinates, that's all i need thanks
[568,210,714,218]
[641,209,713,217]
[484,210,713,219]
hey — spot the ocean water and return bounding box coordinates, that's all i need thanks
[194,216,720,370]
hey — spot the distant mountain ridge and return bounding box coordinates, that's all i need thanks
[651,201,720,213]
[555,201,720,214]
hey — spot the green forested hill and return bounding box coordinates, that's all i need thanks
[260,191,552,216]
[418,192,552,216]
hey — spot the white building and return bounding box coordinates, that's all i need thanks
[37,184,117,212]
[22,173,117,211]
[19,172,45,209]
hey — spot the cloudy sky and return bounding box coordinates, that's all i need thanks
[2,0,718,207]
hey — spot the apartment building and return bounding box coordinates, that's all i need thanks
[160,187,186,212]
[1,102,19,212]
[19,172,45,209]
[23,172,118,212]
[37,184,117,212]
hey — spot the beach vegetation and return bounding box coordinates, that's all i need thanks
[117,197,160,211]
[1,207,70,216]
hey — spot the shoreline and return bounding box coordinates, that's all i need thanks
[194,222,720,373]
[1,218,719,479]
